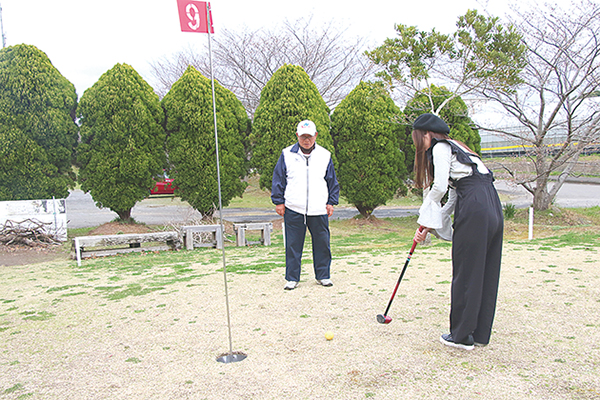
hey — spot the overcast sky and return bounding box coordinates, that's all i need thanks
[1,0,574,128]
[2,0,526,95]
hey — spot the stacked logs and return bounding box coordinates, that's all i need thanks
[0,219,60,247]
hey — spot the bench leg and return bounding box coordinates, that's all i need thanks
[236,227,246,246]
[216,226,223,249]
[75,238,82,267]
[185,231,194,250]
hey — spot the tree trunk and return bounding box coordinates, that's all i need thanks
[356,204,374,219]
[116,209,133,223]
[532,189,553,210]
[530,166,553,211]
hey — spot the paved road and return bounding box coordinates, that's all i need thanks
[494,180,600,208]
[65,179,600,229]
[65,190,419,228]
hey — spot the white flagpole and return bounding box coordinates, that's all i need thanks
[206,3,245,364]
[0,3,7,48]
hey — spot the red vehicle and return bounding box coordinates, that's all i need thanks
[150,175,176,195]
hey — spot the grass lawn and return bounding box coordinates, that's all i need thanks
[1,207,599,398]
[2,170,599,398]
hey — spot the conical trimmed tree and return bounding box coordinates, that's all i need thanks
[331,81,407,218]
[162,66,249,217]
[0,44,78,199]
[77,63,167,221]
[251,64,333,190]
[0,126,71,201]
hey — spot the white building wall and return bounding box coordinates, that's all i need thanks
[0,198,67,241]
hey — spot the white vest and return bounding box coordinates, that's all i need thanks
[282,144,331,216]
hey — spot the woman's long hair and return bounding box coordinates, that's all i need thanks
[411,129,450,189]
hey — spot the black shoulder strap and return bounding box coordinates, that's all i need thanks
[428,138,484,186]
[428,138,478,167]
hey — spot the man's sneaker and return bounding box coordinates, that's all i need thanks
[474,341,488,347]
[317,279,333,287]
[440,333,474,350]
[284,281,298,290]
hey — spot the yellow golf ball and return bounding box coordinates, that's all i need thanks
[325,331,334,340]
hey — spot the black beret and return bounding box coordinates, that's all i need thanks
[412,113,450,134]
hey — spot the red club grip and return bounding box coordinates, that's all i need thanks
[409,226,425,254]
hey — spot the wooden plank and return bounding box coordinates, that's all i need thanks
[80,245,171,258]
[74,232,179,248]
[72,231,181,261]
[181,225,221,232]
[243,223,272,230]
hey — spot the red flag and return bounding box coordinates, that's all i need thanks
[177,0,214,33]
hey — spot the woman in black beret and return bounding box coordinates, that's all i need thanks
[411,113,503,350]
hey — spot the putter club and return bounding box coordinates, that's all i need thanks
[377,226,424,324]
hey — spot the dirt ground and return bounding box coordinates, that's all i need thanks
[0,236,598,399]
[0,220,285,267]
[0,222,157,267]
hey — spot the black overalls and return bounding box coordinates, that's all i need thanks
[430,140,504,345]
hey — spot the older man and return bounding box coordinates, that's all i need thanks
[271,120,340,290]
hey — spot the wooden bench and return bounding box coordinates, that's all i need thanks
[72,231,180,266]
[233,222,272,246]
[182,225,223,250]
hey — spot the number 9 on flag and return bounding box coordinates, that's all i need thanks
[177,0,214,33]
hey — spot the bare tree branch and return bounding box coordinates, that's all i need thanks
[478,0,600,210]
[147,16,375,116]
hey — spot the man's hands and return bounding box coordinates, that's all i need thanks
[276,204,286,216]
[275,204,334,217]
[326,204,334,217]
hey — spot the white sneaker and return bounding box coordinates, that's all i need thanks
[284,281,298,290]
[317,279,333,287]
[440,333,474,351]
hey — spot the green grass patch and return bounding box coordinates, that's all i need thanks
[52,207,600,290]
[510,231,600,248]
[47,284,87,293]
[21,311,55,321]
[224,262,281,274]
[61,292,87,297]
[105,284,165,301]
[3,384,24,394]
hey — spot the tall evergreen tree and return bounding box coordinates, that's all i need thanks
[251,64,333,190]
[77,63,166,221]
[0,44,78,199]
[331,81,407,218]
[162,66,249,217]
[0,127,71,201]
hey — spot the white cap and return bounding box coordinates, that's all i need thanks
[297,120,317,136]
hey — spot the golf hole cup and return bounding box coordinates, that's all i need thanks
[325,331,334,340]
